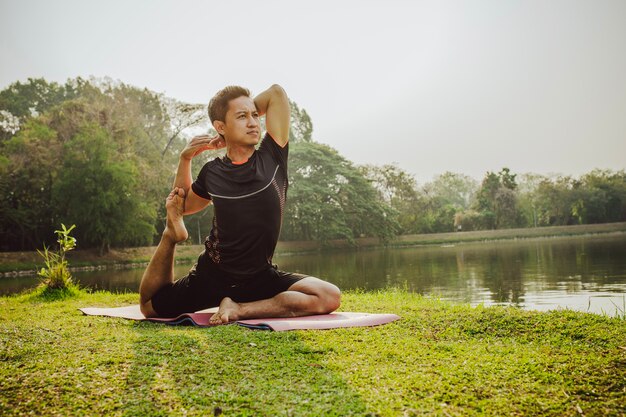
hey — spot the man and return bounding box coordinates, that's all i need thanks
[139,84,341,324]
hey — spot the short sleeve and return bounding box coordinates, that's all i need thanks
[258,132,288,171]
[191,163,212,200]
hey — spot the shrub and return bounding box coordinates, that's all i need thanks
[37,224,77,289]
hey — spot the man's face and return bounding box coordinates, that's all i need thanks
[218,96,260,146]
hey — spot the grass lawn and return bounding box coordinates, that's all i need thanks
[1,288,624,416]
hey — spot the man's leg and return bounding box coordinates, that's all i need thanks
[139,187,188,317]
[209,277,341,324]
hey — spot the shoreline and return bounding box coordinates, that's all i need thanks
[2,222,625,277]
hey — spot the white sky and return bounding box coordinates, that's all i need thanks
[1,0,625,183]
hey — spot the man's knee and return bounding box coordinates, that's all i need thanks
[324,283,341,312]
[314,281,341,314]
[140,300,159,318]
[289,277,341,314]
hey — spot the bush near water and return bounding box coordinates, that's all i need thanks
[36,224,77,290]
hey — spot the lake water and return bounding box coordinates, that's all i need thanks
[3,234,625,317]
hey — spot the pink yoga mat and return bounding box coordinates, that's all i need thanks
[79,305,400,331]
[236,313,400,331]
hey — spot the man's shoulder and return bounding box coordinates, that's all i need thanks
[201,157,223,172]
[258,132,288,160]
[195,158,226,187]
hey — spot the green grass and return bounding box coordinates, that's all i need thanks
[1,289,624,416]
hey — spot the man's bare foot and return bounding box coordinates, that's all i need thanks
[210,297,241,324]
[163,187,188,243]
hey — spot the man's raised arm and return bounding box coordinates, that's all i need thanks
[174,134,225,214]
[254,84,291,147]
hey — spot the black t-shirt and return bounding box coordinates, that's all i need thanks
[191,133,288,276]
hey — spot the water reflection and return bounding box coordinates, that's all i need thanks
[2,235,625,316]
[273,234,626,316]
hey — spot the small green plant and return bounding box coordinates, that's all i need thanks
[37,224,77,289]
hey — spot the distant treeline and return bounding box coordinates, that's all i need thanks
[360,165,626,236]
[1,78,625,252]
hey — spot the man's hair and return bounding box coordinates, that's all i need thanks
[208,85,251,123]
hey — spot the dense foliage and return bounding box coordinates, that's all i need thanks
[1,77,624,251]
[0,78,182,252]
[282,142,398,242]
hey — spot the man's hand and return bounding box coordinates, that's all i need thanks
[181,134,225,161]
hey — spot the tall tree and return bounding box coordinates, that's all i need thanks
[53,124,156,253]
[161,98,208,157]
[0,77,176,251]
[0,119,61,250]
[415,172,481,233]
[0,77,84,141]
[282,142,398,243]
[573,170,626,224]
[517,173,550,227]
[533,176,576,226]
[359,164,420,234]
[289,100,313,143]
[427,171,478,210]
[473,168,521,229]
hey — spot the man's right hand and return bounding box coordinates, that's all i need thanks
[181,134,226,161]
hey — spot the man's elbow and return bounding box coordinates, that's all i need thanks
[270,84,288,100]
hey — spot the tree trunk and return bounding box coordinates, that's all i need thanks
[99,240,110,256]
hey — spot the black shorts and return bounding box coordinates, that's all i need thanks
[151,253,308,317]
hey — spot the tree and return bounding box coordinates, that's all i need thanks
[0,119,61,250]
[411,194,459,233]
[533,176,576,226]
[282,142,398,243]
[426,172,478,210]
[161,98,209,157]
[472,168,521,229]
[53,124,156,253]
[410,172,481,233]
[359,164,420,234]
[0,77,176,251]
[493,187,519,229]
[517,173,549,227]
[0,77,82,140]
[289,100,313,143]
[576,170,626,224]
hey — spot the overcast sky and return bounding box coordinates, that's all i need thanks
[1,0,625,183]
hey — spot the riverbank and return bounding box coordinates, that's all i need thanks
[0,289,623,416]
[2,222,626,276]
